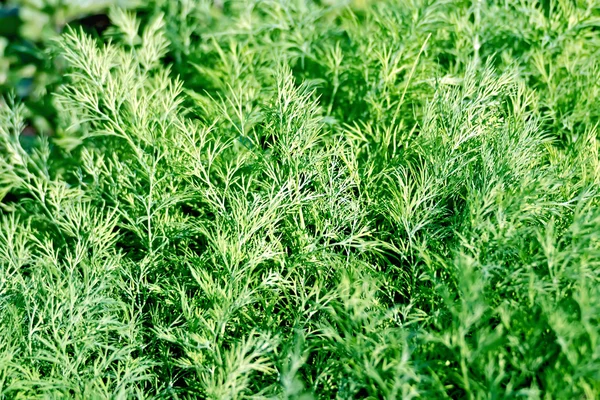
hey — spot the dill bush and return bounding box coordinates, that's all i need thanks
[0,1,140,137]
[1,0,599,398]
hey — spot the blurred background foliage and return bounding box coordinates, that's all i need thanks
[2,0,598,147]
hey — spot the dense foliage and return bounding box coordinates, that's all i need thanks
[1,0,599,398]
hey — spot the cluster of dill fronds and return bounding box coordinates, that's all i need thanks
[1,1,599,398]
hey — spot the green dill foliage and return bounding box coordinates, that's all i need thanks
[1,0,600,398]
[0,0,141,137]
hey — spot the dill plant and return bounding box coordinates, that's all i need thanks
[1,0,599,398]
